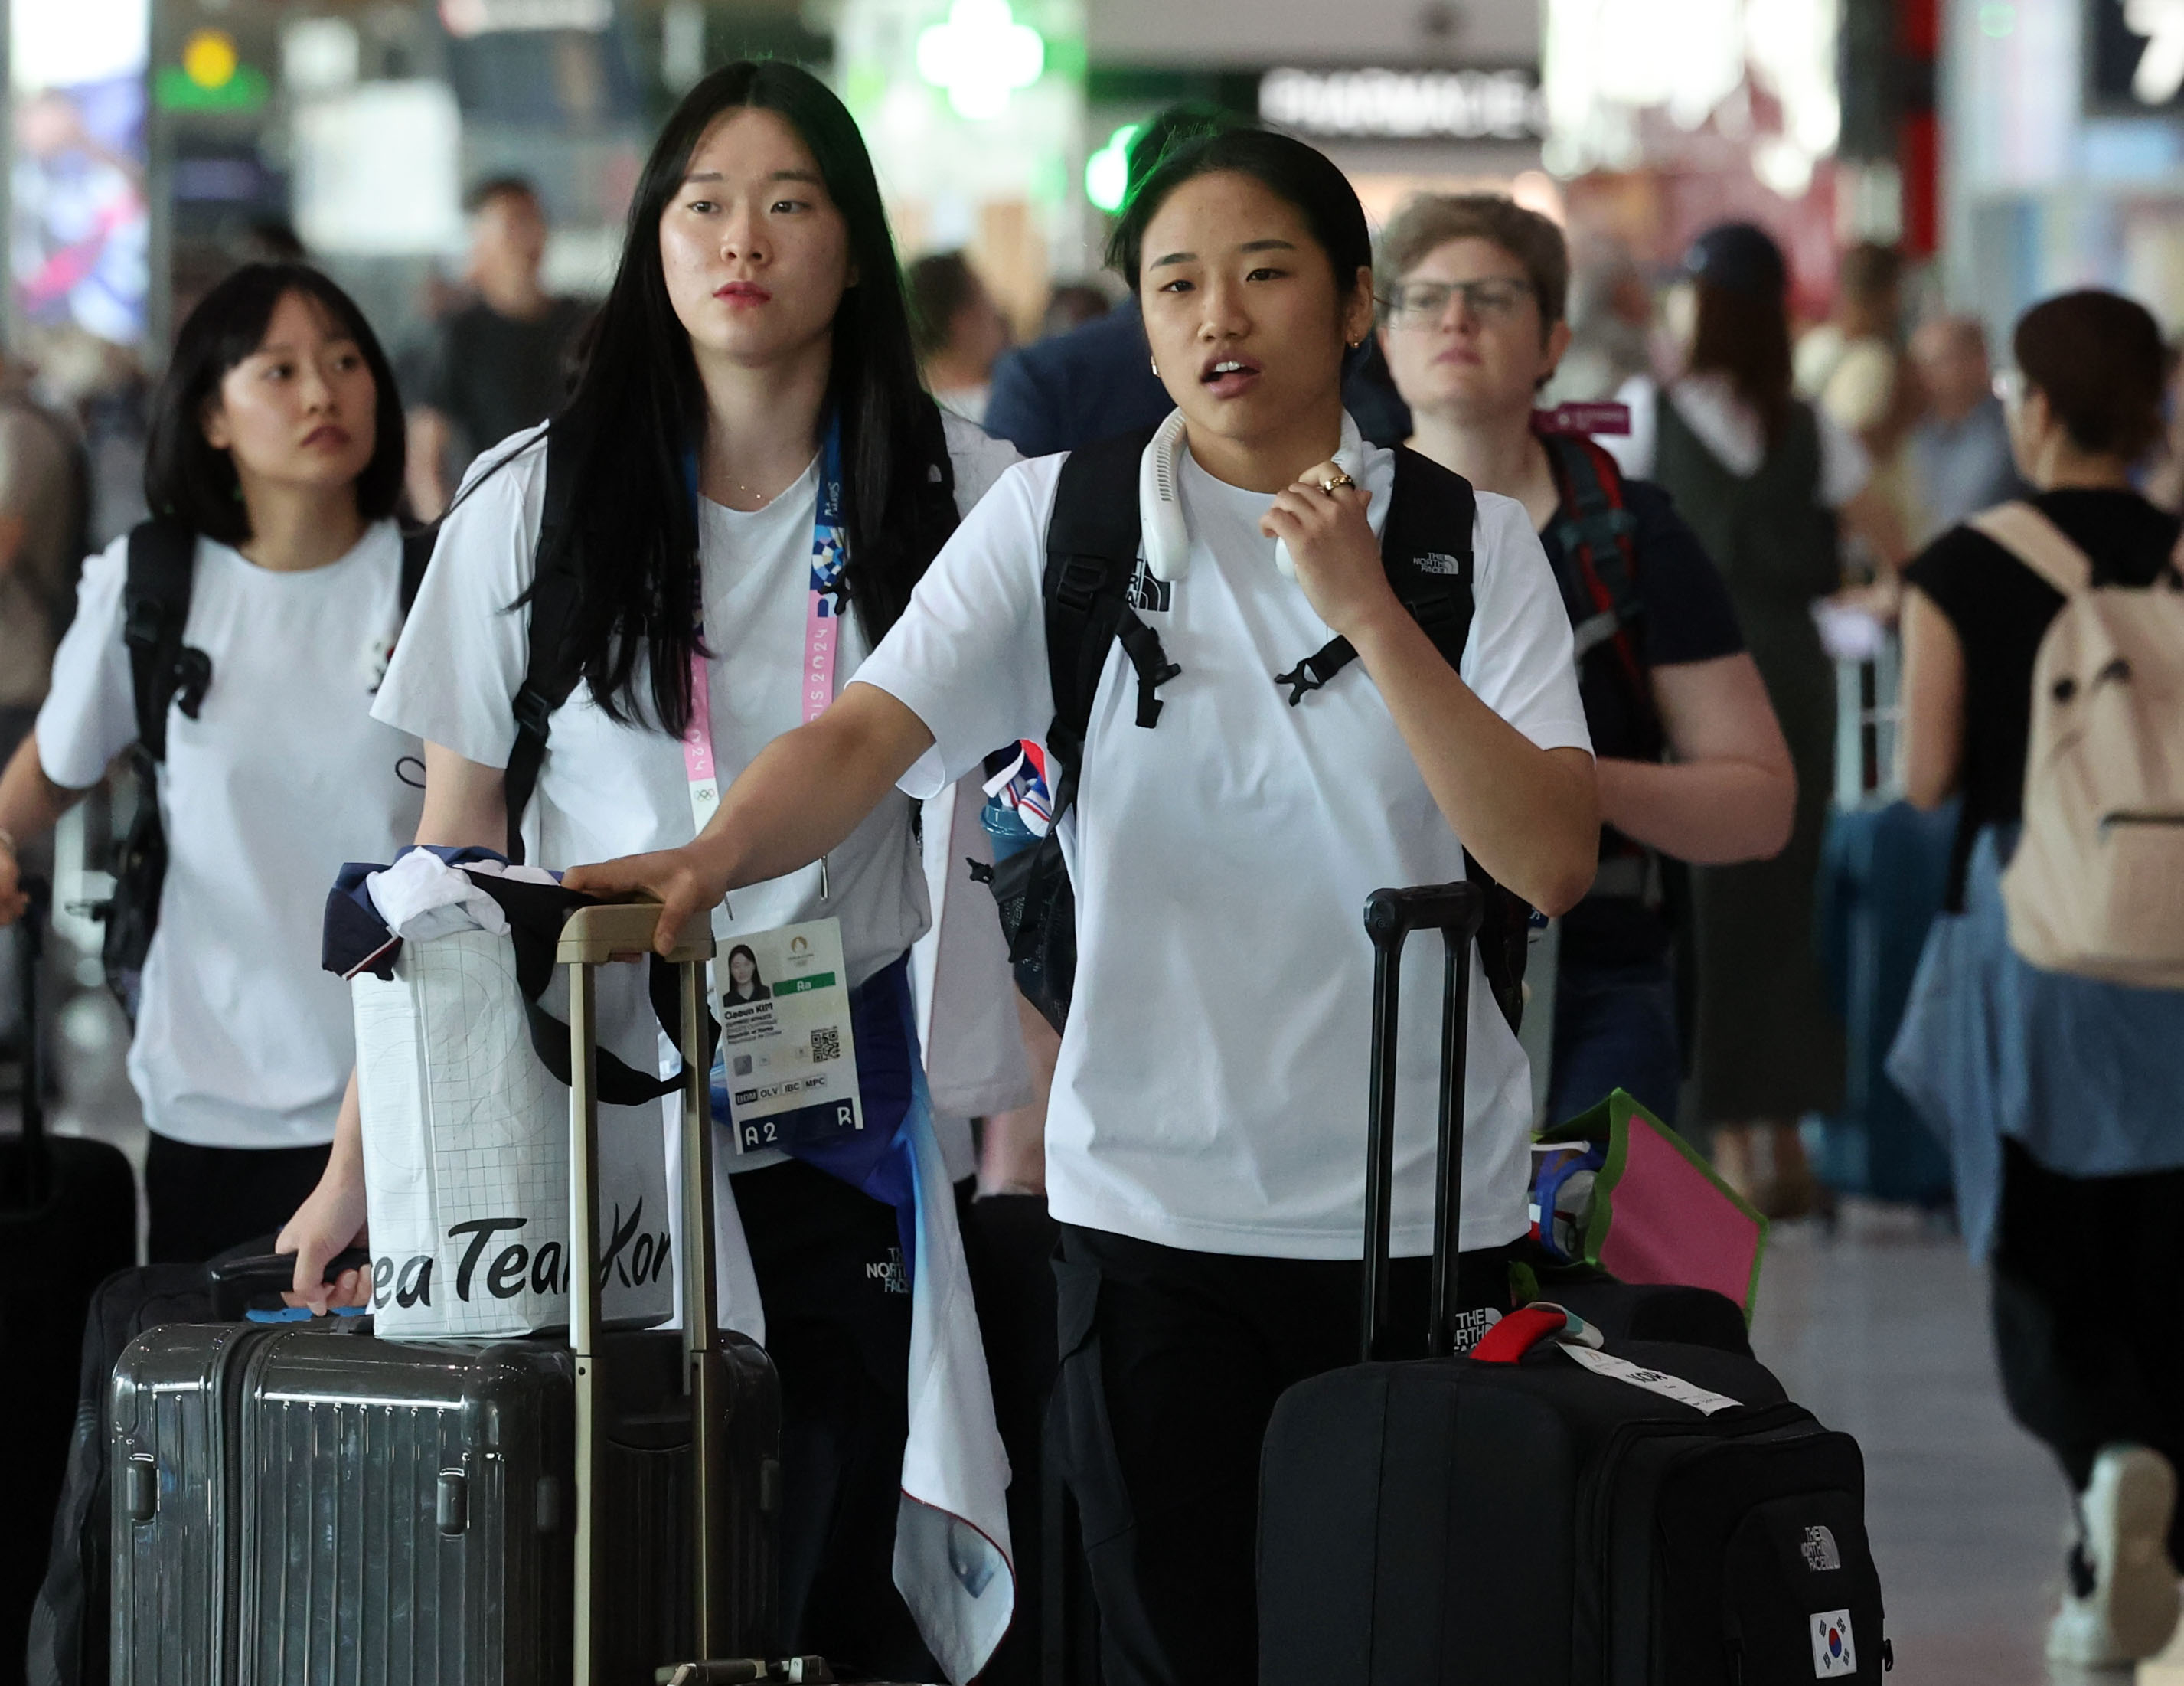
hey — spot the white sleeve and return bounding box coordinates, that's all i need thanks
[35,537,135,789]
[1461,494,1595,758]
[850,456,1058,801]
[1817,408,1874,510]
[371,433,547,768]
[942,410,1025,517]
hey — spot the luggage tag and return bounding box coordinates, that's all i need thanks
[715,915,864,1155]
[1561,1345,1742,1416]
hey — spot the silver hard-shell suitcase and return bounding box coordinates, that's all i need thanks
[109,902,780,1684]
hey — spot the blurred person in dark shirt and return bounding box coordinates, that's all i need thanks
[983,104,1411,456]
[1896,289,2184,1671]
[1906,314,2025,542]
[1378,194,1793,1128]
[405,177,590,519]
[1040,282,1109,338]
[906,250,1013,426]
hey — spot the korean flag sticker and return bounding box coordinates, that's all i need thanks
[1810,1609,1858,1677]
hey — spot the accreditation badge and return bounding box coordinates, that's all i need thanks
[715,917,863,1154]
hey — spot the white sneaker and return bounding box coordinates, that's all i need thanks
[2046,1445,2182,1667]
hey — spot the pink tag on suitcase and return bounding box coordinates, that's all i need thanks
[1536,1089,1768,1319]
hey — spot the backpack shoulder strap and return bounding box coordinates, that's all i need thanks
[1380,449,1536,1032]
[503,426,581,862]
[1040,428,1179,811]
[122,520,204,763]
[397,524,436,615]
[1275,446,1476,704]
[1543,436,1646,660]
[1381,445,1477,665]
[1969,502,2095,599]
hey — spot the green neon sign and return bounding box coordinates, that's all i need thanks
[1085,123,1140,213]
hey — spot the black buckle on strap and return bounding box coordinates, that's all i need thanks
[171,649,212,720]
[1055,554,1108,613]
[122,598,165,652]
[1275,637,1356,706]
[512,683,557,738]
[1405,590,1462,634]
[1114,612,1181,728]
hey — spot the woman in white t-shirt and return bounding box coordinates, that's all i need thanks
[570,128,1601,1684]
[0,263,425,1263]
[276,61,1020,1682]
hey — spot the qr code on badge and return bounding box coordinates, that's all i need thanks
[811,1026,842,1064]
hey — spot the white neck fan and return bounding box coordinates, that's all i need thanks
[1134,410,1367,582]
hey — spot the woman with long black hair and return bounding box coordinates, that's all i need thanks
[570,126,1598,1683]
[276,61,1019,1681]
[0,263,423,1263]
[1611,223,1902,1211]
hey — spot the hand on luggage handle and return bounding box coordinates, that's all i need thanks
[210,1247,374,1322]
[1360,883,1484,1366]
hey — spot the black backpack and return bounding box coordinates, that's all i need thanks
[972,429,1534,1035]
[500,405,959,861]
[100,521,434,1018]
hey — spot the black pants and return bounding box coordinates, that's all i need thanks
[955,1190,1060,1686]
[142,1132,330,1265]
[731,1158,939,1683]
[1052,1224,1515,1686]
[1992,1136,2184,1560]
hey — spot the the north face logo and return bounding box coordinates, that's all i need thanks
[865,1247,909,1296]
[1447,1305,1503,1354]
[1128,560,1173,613]
[1801,1524,1842,1573]
[1417,551,1466,577]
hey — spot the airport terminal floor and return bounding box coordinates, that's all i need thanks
[24,974,2180,1686]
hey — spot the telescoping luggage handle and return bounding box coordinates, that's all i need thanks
[1360,882,1483,1365]
[560,900,721,1686]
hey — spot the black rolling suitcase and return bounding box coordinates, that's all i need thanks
[108,900,782,1685]
[1258,884,1890,1686]
[0,877,137,1681]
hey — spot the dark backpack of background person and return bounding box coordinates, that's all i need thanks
[0,881,135,1685]
[97,521,435,1017]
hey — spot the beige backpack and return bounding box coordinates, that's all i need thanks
[1967,502,2184,987]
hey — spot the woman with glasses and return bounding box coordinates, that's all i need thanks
[1895,289,2184,1671]
[1374,195,1794,1130]
[568,127,1598,1682]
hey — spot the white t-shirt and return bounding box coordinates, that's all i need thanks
[1608,373,1872,509]
[38,521,427,1148]
[854,434,1595,1259]
[374,414,1021,1176]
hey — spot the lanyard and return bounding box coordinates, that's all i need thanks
[679,419,847,885]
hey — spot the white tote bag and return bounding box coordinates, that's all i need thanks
[352,925,675,1340]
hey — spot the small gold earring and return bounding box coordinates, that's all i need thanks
[1150,357,1159,377]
